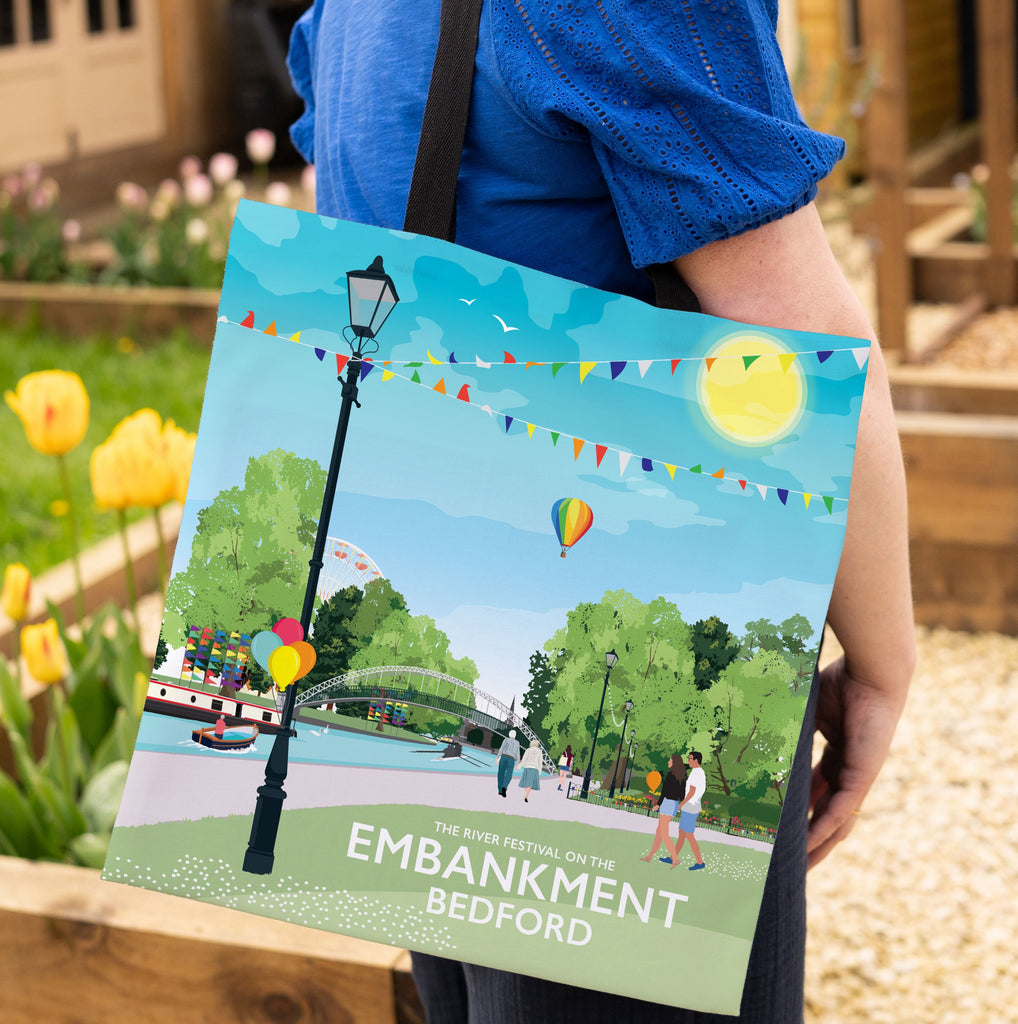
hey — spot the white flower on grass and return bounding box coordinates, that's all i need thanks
[184,173,213,207]
[209,152,239,186]
[245,128,276,165]
[223,179,246,203]
[265,181,292,207]
[185,218,210,245]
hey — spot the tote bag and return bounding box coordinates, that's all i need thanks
[103,3,869,1015]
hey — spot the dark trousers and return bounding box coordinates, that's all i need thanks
[412,677,819,1023]
[496,754,515,791]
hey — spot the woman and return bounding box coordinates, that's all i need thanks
[518,739,543,802]
[557,744,572,790]
[287,2,916,1018]
[641,755,687,866]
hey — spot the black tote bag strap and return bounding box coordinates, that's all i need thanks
[403,0,700,314]
[403,0,483,241]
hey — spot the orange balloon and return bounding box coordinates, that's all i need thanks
[267,645,301,689]
[290,640,317,681]
[646,770,662,794]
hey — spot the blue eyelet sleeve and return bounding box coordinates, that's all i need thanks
[287,7,319,165]
[490,0,846,263]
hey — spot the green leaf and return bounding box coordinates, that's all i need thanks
[0,657,32,741]
[67,671,119,755]
[68,831,110,869]
[80,760,129,835]
[91,707,140,774]
[0,770,45,858]
[39,686,86,797]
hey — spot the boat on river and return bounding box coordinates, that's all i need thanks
[191,724,259,751]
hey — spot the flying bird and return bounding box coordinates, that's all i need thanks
[492,314,519,333]
[459,298,476,305]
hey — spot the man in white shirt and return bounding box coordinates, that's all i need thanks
[674,750,706,871]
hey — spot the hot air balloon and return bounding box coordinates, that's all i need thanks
[316,537,384,602]
[551,498,593,557]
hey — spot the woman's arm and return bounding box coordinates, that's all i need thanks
[674,202,916,867]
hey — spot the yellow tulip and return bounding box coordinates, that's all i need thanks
[109,409,175,507]
[1,564,31,621]
[163,419,197,504]
[90,437,132,510]
[4,370,90,456]
[20,618,70,685]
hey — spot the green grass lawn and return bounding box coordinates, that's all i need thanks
[1,323,211,576]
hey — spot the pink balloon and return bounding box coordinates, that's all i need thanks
[272,616,304,645]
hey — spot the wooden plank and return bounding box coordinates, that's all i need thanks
[858,0,911,352]
[0,857,406,1024]
[889,362,1018,415]
[897,411,1018,546]
[977,0,1017,305]
[910,540,1018,635]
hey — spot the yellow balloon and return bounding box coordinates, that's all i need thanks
[267,645,301,689]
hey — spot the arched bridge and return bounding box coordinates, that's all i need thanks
[290,665,556,774]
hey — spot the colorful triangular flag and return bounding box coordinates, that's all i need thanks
[573,438,585,460]
[579,362,597,383]
[610,361,627,380]
[595,444,607,467]
[240,311,255,328]
[777,489,789,505]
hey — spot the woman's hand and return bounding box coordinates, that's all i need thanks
[807,654,910,867]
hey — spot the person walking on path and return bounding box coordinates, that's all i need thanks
[496,729,521,798]
[672,751,707,871]
[518,739,543,802]
[641,754,686,866]
[557,745,572,790]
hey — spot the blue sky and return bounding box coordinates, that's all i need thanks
[169,201,868,705]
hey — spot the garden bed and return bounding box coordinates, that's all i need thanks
[0,280,220,341]
[0,855,422,1024]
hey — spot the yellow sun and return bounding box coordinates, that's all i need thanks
[698,333,806,446]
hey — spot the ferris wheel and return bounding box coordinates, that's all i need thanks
[316,537,384,603]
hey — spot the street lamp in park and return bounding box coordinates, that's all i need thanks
[244,256,399,875]
[628,740,638,792]
[580,649,619,800]
[608,700,634,799]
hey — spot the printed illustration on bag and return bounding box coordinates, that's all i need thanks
[104,200,868,1015]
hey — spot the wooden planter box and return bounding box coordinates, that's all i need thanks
[889,357,1018,635]
[0,281,219,340]
[0,857,424,1024]
[904,189,1018,304]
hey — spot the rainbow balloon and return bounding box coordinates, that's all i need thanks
[551,497,594,558]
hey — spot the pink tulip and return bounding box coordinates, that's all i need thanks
[179,154,202,179]
[208,152,239,186]
[61,219,82,244]
[245,128,276,166]
[264,181,292,207]
[184,173,213,207]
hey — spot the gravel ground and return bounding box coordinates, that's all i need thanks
[804,626,1018,1023]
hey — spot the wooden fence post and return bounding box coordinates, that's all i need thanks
[858,0,911,354]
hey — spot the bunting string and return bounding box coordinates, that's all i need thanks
[220,312,854,511]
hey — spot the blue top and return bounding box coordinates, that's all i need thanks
[288,0,844,303]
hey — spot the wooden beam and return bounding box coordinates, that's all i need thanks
[0,857,408,1024]
[858,0,912,354]
[977,0,1017,306]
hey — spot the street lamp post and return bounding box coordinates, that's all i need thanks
[243,256,399,875]
[628,740,638,792]
[620,729,636,793]
[608,701,634,799]
[580,650,618,800]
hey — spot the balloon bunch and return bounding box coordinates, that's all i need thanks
[250,617,316,691]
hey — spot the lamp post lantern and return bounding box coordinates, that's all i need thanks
[608,700,634,799]
[244,256,399,875]
[580,649,618,800]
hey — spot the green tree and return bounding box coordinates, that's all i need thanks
[162,449,326,646]
[521,650,556,745]
[303,585,365,690]
[532,591,704,777]
[690,616,740,691]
